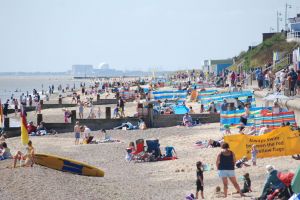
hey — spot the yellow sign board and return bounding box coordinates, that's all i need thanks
[224,127,300,160]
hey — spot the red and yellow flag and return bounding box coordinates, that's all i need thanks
[0,99,3,125]
[20,106,29,145]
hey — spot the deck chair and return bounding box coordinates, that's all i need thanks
[146,139,161,160]
[131,139,146,162]
[267,172,295,200]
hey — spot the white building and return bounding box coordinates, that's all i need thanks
[71,65,94,77]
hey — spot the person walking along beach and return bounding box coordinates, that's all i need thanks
[78,101,84,119]
[216,142,244,198]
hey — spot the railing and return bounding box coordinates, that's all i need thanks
[273,55,292,72]
[287,31,300,42]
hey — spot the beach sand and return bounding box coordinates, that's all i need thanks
[1,123,299,200]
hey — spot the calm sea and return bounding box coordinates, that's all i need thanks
[0,75,91,102]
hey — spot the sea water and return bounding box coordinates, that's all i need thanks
[0,75,91,101]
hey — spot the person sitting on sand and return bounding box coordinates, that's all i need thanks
[185,193,195,200]
[80,125,93,144]
[246,125,256,135]
[241,173,252,193]
[235,156,250,168]
[125,142,135,161]
[13,140,35,168]
[258,125,271,135]
[138,118,147,130]
[258,165,285,199]
[114,122,134,130]
[101,129,111,141]
[36,121,47,136]
[183,113,193,127]
[0,142,12,160]
[27,121,37,135]
[208,139,223,148]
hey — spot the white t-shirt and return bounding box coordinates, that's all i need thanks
[84,127,91,138]
[280,72,286,82]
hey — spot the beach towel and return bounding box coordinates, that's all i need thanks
[292,165,300,193]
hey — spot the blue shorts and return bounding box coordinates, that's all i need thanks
[218,170,235,178]
[75,132,80,139]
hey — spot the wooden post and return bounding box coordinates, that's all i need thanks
[37,114,43,125]
[105,107,111,119]
[4,118,9,129]
[148,103,154,128]
[71,110,76,123]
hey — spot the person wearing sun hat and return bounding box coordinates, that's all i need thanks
[259,165,285,199]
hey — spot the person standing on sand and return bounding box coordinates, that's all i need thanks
[14,99,19,116]
[74,121,81,145]
[195,161,204,199]
[78,101,84,119]
[3,99,9,117]
[216,142,244,198]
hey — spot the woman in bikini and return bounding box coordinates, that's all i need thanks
[13,140,35,168]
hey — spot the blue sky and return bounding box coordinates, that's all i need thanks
[0,0,299,72]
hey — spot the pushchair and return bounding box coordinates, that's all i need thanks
[266,172,294,200]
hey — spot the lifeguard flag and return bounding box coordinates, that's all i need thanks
[0,99,3,125]
[20,106,29,145]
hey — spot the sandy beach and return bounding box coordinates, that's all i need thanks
[1,122,299,200]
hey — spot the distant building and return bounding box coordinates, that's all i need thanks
[287,14,300,43]
[203,59,233,75]
[71,63,152,77]
[71,65,94,77]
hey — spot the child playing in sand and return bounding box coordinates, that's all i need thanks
[241,173,252,193]
[235,156,250,168]
[74,121,81,145]
[196,161,204,199]
[223,124,231,135]
[251,145,257,166]
[0,142,12,160]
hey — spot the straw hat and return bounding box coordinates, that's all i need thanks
[266,165,275,173]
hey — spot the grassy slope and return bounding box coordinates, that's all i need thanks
[235,33,299,70]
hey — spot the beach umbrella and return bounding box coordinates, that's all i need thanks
[262,93,289,102]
